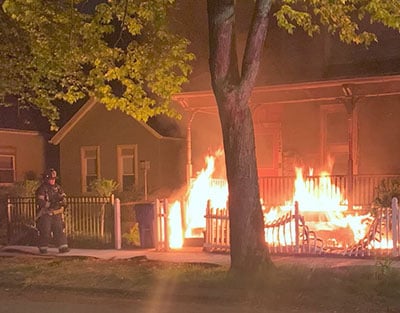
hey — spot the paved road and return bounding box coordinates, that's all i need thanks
[0,289,269,313]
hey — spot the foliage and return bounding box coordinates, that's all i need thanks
[122,223,140,247]
[0,0,195,130]
[274,0,400,45]
[374,256,394,280]
[12,179,41,197]
[373,179,400,209]
[1,179,41,197]
[89,178,118,197]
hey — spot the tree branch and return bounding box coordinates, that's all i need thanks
[240,0,272,99]
[207,0,239,91]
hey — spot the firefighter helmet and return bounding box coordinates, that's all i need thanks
[43,168,57,180]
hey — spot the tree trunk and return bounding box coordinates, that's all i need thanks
[207,0,273,274]
[220,90,270,273]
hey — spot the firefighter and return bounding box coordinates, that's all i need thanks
[35,168,70,254]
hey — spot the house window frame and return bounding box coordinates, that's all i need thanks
[117,145,138,192]
[81,146,100,193]
[320,104,358,174]
[0,153,15,185]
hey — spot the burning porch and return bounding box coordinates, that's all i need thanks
[159,151,400,258]
[165,75,400,257]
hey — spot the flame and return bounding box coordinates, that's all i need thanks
[184,149,228,237]
[168,151,382,252]
[168,201,183,249]
[264,167,372,248]
[167,149,228,248]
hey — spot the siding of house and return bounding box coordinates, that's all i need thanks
[358,96,400,174]
[181,94,400,178]
[0,128,47,183]
[57,102,185,197]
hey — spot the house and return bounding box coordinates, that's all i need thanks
[170,1,400,180]
[0,128,50,184]
[174,75,400,179]
[49,98,186,199]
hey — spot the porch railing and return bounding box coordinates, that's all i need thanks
[259,174,400,209]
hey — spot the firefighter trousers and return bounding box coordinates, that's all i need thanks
[36,213,68,250]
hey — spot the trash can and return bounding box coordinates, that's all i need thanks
[134,202,155,248]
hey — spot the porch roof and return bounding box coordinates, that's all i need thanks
[172,74,400,114]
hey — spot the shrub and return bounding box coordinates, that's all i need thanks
[372,179,400,209]
[122,223,140,247]
[89,178,119,197]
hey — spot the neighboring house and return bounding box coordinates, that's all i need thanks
[50,98,186,198]
[0,128,49,184]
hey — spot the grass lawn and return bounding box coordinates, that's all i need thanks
[0,256,399,312]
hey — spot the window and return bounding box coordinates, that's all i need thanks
[254,123,282,176]
[81,146,100,192]
[0,154,15,183]
[320,104,358,175]
[117,145,137,192]
[326,111,348,144]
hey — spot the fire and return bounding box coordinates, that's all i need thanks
[167,151,378,252]
[168,201,183,249]
[264,167,372,248]
[167,149,228,248]
[184,150,228,237]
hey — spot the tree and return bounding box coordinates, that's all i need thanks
[2,0,400,275]
[0,0,194,130]
[207,0,400,274]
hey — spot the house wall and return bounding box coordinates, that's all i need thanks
[0,129,47,182]
[358,95,400,174]
[186,95,400,178]
[280,103,321,174]
[58,102,185,197]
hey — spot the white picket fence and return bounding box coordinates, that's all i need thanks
[203,197,400,257]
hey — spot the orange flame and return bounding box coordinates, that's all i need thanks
[168,201,183,249]
[264,167,372,248]
[167,149,227,248]
[169,152,378,251]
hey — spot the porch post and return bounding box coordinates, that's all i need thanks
[186,111,197,187]
[392,197,399,257]
[342,84,359,212]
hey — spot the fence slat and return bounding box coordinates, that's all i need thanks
[7,195,113,247]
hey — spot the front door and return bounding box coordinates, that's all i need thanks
[255,122,282,177]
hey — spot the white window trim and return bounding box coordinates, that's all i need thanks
[117,144,138,192]
[0,153,15,185]
[320,104,358,174]
[80,146,100,193]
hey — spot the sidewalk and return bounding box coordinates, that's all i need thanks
[2,245,400,268]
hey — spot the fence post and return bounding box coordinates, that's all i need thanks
[114,198,121,250]
[7,198,11,245]
[294,201,300,253]
[163,199,169,251]
[392,197,399,257]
